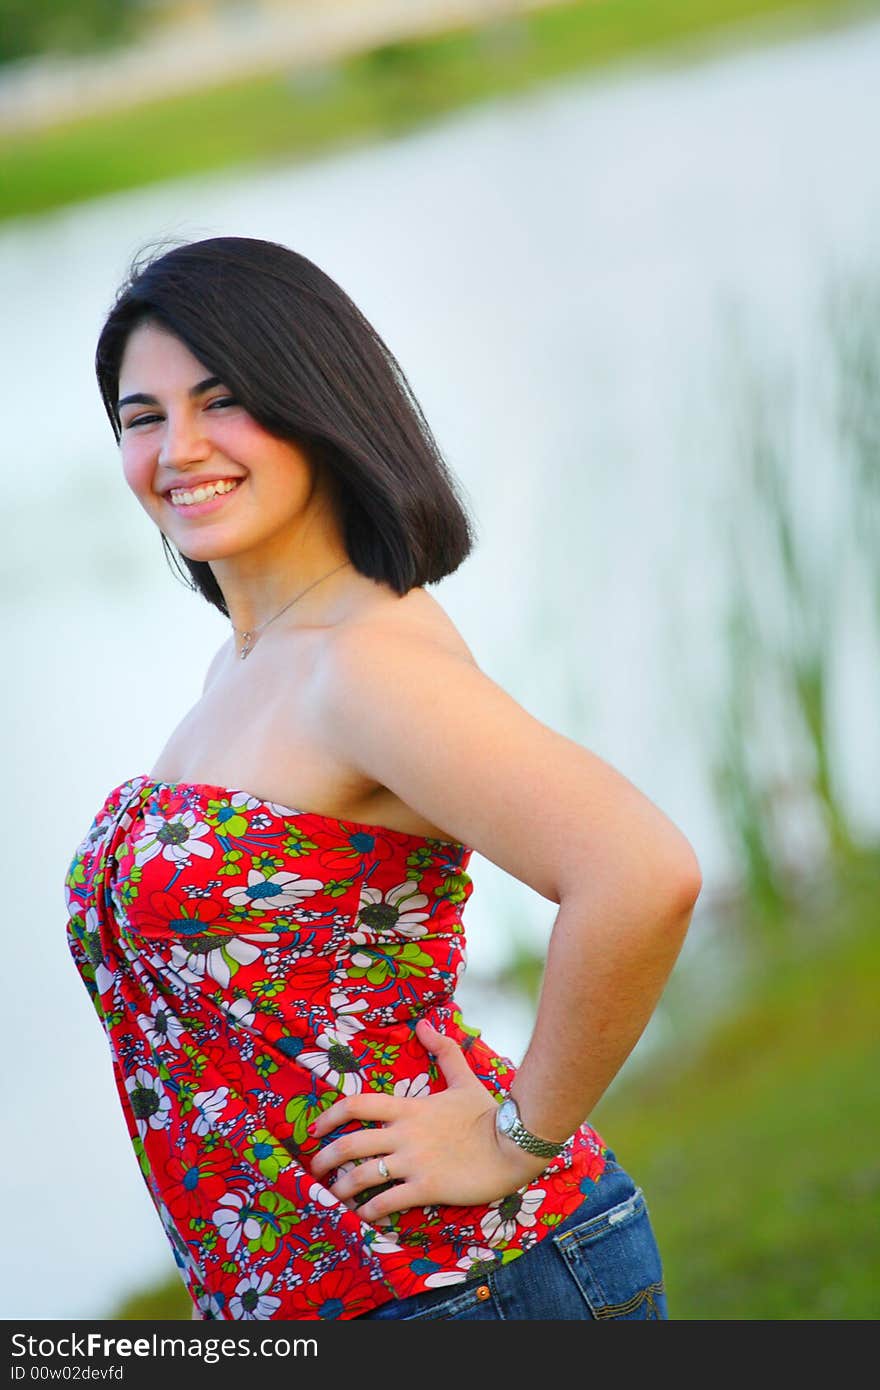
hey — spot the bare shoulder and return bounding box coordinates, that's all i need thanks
[319,591,701,905]
[338,585,479,667]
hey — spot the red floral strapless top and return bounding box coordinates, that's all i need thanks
[64,773,608,1320]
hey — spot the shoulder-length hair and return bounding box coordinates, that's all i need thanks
[94,235,477,616]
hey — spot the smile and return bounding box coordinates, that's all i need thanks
[166,478,244,511]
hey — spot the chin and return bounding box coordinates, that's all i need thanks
[170,533,245,563]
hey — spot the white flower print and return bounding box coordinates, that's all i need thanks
[299,1028,364,1096]
[81,905,115,996]
[191,1086,229,1136]
[308,1181,339,1208]
[222,869,324,915]
[137,996,184,1051]
[424,1268,470,1288]
[212,1192,261,1254]
[369,1232,402,1256]
[169,933,271,990]
[480,1188,546,1247]
[229,1270,282,1320]
[455,1245,499,1277]
[132,809,215,869]
[293,906,329,925]
[130,943,198,1000]
[393,1072,431,1099]
[351,880,431,943]
[261,798,306,818]
[327,991,368,1040]
[223,995,257,1028]
[124,1067,172,1139]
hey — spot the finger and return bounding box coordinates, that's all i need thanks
[309,1091,400,1139]
[416,1019,473,1087]
[355,1180,421,1224]
[332,1157,397,1203]
[310,1126,393,1181]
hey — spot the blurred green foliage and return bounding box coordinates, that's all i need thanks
[2,0,878,221]
[591,851,880,1319]
[0,0,139,65]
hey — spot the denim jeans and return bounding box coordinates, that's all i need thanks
[357,1150,668,1320]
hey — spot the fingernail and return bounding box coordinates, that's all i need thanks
[307,1122,317,1134]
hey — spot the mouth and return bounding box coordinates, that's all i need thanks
[164,477,245,516]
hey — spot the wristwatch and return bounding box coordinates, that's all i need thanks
[494,1094,569,1158]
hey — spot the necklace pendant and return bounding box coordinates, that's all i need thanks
[239,631,255,659]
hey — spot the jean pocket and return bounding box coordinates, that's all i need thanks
[552,1186,668,1320]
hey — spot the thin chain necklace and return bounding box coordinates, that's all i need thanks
[232,559,352,659]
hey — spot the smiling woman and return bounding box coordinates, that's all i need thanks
[65,235,701,1321]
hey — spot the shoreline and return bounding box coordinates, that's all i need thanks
[1,0,877,224]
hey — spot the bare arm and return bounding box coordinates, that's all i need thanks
[318,628,702,1138]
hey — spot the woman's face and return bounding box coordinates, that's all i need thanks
[117,318,329,565]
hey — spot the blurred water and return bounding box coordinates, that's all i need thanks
[3,15,880,1319]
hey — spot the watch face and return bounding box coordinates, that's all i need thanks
[497,1098,517,1134]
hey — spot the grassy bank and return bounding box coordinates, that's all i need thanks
[590,851,880,1320]
[112,850,880,1320]
[2,0,877,222]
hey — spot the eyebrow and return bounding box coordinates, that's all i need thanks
[117,375,223,410]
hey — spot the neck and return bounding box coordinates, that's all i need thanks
[214,560,354,641]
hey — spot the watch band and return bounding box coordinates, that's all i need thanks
[495,1095,569,1158]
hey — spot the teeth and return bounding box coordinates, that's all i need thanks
[169,478,241,506]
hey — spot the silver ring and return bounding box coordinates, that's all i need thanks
[377,1157,390,1181]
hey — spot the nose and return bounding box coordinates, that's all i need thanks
[157,408,213,469]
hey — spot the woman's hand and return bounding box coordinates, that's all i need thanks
[307,1019,551,1222]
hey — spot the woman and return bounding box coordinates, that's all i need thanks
[65,235,701,1321]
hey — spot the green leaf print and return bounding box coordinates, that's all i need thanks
[346,941,433,985]
[434,871,470,906]
[246,1190,301,1254]
[281,828,319,857]
[253,851,285,875]
[252,979,285,999]
[451,1008,482,1040]
[303,1240,335,1265]
[177,1083,197,1117]
[131,1136,151,1180]
[369,1071,396,1093]
[285,1090,339,1144]
[254,1052,280,1079]
[219,848,244,878]
[243,1129,294,1182]
[118,878,141,907]
[404,847,435,875]
[206,800,250,839]
[66,862,86,892]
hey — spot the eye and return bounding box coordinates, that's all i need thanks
[122,397,238,429]
[122,414,160,430]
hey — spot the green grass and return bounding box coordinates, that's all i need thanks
[2,0,877,222]
[113,852,880,1320]
[590,858,880,1319]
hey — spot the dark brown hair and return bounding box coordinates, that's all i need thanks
[95,235,477,615]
